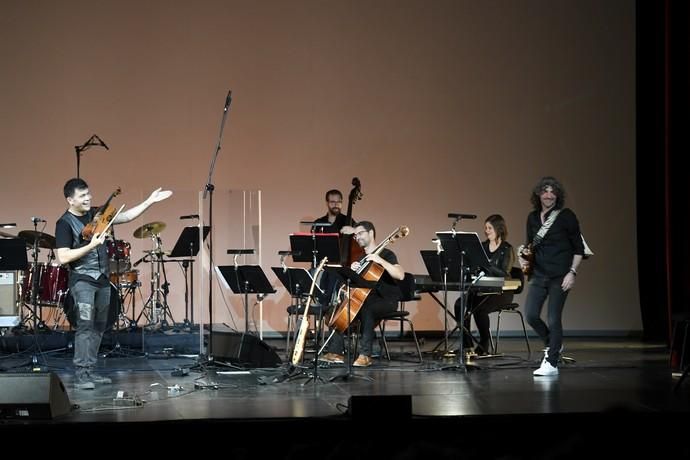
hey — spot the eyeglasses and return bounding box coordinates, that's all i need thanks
[328,200,342,205]
[354,230,369,237]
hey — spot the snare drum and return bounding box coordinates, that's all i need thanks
[23,263,69,306]
[106,239,131,273]
[109,269,139,287]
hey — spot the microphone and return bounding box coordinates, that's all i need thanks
[93,134,109,150]
[224,90,232,111]
[448,213,477,220]
[180,214,200,220]
[31,217,46,223]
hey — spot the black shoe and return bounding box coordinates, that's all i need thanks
[475,342,491,356]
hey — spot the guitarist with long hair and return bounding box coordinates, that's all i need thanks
[320,221,405,367]
[518,176,585,377]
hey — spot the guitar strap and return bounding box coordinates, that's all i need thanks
[532,209,561,247]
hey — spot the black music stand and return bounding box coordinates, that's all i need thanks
[218,265,275,333]
[169,226,210,327]
[436,231,492,372]
[323,266,377,382]
[217,264,275,368]
[272,267,323,299]
[290,232,340,267]
[420,250,461,353]
[0,238,28,271]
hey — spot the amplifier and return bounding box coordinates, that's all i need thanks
[0,271,19,327]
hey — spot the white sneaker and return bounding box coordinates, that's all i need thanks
[533,358,559,376]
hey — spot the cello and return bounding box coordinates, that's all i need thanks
[329,225,409,333]
[340,177,364,266]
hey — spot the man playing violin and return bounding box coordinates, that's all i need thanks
[55,178,172,390]
[320,221,404,367]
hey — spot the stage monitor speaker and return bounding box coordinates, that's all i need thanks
[0,372,73,419]
[210,331,282,368]
[347,395,412,420]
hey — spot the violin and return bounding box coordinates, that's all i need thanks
[82,187,121,240]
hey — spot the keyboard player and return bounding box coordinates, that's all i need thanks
[454,214,515,355]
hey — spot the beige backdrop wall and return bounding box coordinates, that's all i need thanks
[0,0,637,335]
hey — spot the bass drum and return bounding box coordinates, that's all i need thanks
[63,283,121,330]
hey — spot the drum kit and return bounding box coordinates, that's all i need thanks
[1,220,174,332]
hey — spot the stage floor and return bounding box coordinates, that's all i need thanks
[1,332,689,457]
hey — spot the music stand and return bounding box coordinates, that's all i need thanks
[420,250,461,353]
[0,238,28,271]
[322,266,377,382]
[218,264,276,332]
[290,232,340,267]
[436,231,492,371]
[169,226,210,326]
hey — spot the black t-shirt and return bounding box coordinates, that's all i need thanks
[367,248,402,303]
[313,213,356,234]
[525,207,584,278]
[55,209,109,286]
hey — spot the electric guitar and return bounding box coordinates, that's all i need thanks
[518,243,534,277]
[291,257,328,365]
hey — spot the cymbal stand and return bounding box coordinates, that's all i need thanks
[136,234,175,329]
[102,281,144,358]
[25,220,46,331]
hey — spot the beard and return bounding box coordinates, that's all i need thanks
[329,206,341,216]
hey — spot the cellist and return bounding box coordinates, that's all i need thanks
[320,221,405,367]
[55,178,172,390]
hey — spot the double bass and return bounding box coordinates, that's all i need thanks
[329,225,409,333]
[340,177,364,266]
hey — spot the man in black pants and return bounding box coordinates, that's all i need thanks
[55,178,172,389]
[519,176,584,377]
[320,220,405,367]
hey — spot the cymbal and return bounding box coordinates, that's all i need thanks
[133,221,166,239]
[18,230,56,249]
[0,229,18,238]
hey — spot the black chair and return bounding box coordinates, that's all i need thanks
[377,273,423,363]
[491,267,531,358]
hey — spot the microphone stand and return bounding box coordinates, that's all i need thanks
[74,134,109,178]
[200,90,232,365]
